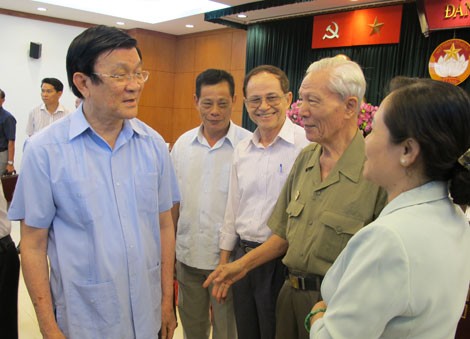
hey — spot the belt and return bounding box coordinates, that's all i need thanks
[0,234,14,253]
[287,269,323,291]
[239,239,262,253]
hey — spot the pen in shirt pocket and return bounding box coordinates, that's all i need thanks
[279,163,283,173]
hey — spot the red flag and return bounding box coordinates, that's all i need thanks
[312,5,403,49]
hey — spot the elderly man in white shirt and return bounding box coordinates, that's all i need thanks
[217,65,309,339]
[171,69,251,339]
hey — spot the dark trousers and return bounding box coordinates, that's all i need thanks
[0,235,20,339]
[275,281,322,339]
[232,242,285,339]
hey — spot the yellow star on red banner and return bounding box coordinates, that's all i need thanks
[368,16,384,36]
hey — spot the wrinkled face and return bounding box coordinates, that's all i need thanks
[196,81,233,137]
[364,97,402,190]
[298,70,349,144]
[41,83,62,107]
[85,48,144,122]
[244,72,290,132]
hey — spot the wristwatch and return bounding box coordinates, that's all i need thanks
[7,160,13,165]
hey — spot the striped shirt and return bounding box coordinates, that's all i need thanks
[26,103,70,136]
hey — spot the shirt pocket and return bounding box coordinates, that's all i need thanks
[69,280,120,330]
[314,211,364,263]
[135,172,159,214]
[285,200,305,236]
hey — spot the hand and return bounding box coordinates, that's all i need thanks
[160,301,177,339]
[310,300,327,327]
[203,261,247,303]
[4,164,14,174]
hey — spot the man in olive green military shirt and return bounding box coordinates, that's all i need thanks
[204,56,387,339]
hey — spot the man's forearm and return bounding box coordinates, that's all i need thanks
[20,222,63,337]
[159,210,175,306]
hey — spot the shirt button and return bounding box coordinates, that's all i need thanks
[308,220,313,225]
[316,191,321,196]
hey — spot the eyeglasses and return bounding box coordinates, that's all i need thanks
[93,71,150,84]
[244,94,287,109]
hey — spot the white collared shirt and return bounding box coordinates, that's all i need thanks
[219,118,310,250]
[171,122,252,270]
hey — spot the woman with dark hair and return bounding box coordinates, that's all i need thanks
[307,79,470,338]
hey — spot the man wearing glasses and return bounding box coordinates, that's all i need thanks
[26,77,70,137]
[215,65,309,339]
[171,69,251,339]
[9,26,179,339]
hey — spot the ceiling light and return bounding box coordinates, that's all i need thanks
[32,0,229,24]
[37,7,47,11]
[185,24,194,28]
[116,21,125,26]
[237,14,247,18]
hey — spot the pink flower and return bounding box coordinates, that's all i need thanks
[358,102,378,136]
[286,100,304,127]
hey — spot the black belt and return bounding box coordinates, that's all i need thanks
[0,234,14,253]
[287,269,323,291]
[239,239,262,253]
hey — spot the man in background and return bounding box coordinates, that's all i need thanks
[26,78,70,136]
[171,69,251,339]
[9,25,179,338]
[0,89,16,174]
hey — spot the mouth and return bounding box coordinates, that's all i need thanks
[255,112,276,117]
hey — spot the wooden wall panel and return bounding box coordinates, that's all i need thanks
[132,27,247,144]
[138,106,173,142]
[194,32,233,72]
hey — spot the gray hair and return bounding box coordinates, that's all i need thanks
[306,57,366,112]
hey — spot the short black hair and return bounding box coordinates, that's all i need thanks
[0,89,5,99]
[42,78,64,92]
[66,25,141,98]
[195,69,235,98]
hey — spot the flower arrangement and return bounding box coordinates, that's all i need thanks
[358,102,379,136]
[286,100,379,137]
[286,100,304,127]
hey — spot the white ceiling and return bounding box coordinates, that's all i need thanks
[0,0,402,35]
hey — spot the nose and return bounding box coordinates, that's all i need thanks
[258,97,271,110]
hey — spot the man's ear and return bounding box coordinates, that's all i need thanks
[73,73,89,99]
[345,96,359,119]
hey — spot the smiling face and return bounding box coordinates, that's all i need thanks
[298,70,352,145]
[80,47,144,126]
[244,72,291,133]
[196,80,233,138]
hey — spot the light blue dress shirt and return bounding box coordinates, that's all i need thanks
[9,109,180,339]
[171,122,251,270]
[311,181,470,339]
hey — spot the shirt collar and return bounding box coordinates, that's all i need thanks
[192,121,237,148]
[68,108,147,141]
[379,181,448,217]
[305,130,365,183]
[250,117,296,148]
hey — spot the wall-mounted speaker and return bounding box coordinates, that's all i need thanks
[29,42,42,59]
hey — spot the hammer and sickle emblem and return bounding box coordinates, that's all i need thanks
[322,21,339,40]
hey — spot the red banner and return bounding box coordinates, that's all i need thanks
[419,0,470,31]
[312,5,403,49]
